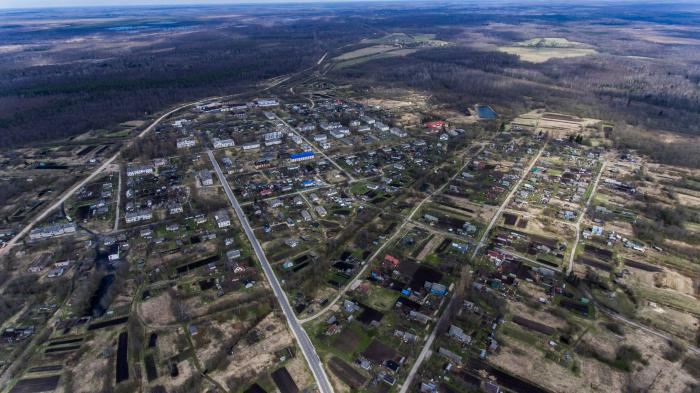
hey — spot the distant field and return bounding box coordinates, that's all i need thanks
[498,37,597,63]
[332,32,449,69]
[361,32,446,45]
[333,45,399,61]
[333,47,417,69]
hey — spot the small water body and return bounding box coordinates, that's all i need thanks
[476,105,497,119]
[90,274,115,317]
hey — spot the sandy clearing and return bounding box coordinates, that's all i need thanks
[498,46,597,63]
[138,291,177,326]
[210,312,294,386]
[416,234,444,261]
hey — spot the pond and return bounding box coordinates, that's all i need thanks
[90,274,114,317]
[476,105,497,119]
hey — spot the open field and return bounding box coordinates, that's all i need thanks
[498,37,597,63]
[333,45,399,61]
[332,48,417,69]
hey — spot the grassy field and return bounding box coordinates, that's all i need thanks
[500,322,542,347]
[592,288,637,318]
[333,32,449,69]
[333,48,417,69]
[637,286,700,315]
[514,38,587,48]
[363,286,399,311]
[498,37,597,63]
[333,45,398,61]
[361,32,442,45]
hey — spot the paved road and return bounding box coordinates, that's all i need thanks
[0,98,215,257]
[113,169,122,232]
[207,150,334,393]
[566,161,605,275]
[0,48,331,256]
[399,144,545,393]
[0,155,121,256]
[272,113,356,183]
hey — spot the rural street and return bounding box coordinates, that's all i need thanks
[113,169,122,232]
[272,113,357,183]
[0,96,220,257]
[600,305,700,355]
[399,143,546,393]
[207,150,335,393]
[471,144,546,258]
[566,161,606,275]
[0,49,327,255]
[300,144,486,323]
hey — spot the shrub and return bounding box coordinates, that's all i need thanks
[604,322,625,336]
[663,338,686,362]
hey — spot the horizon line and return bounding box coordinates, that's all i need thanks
[1,0,695,11]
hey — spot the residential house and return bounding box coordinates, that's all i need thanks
[409,310,430,324]
[214,210,231,228]
[47,268,65,278]
[125,209,152,224]
[242,142,261,150]
[212,138,235,149]
[198,170,214,186]
[301,210,312,221]
[168,203,184,215]
[176,137,197,149]
[29,223,77,240]
[255,98,279,107]
[126,164,154,177]
[390,127,407,138]
[448,324,472,344]
[226,249,241,260]
[374,122,389,132]
[438,347,462,364]
[289,151,314,162]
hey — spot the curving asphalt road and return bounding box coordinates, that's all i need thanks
[207,150,334,393]
[0,100,203,257]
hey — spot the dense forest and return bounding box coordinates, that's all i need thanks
[1,2,700,158]
[0,6,367,146]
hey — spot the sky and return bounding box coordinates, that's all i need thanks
[0,0,386,9]
[0,0,681,9]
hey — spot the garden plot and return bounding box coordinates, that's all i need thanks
[512,142,599,221]
[636,303,699,340]
[434,194,498,223]
[491,219,573,269]
[511,110,602,139]
[328,356,367,390]
[206,313,309,389]
[492,321,693,393]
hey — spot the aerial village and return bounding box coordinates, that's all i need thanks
[0,88,698,393]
